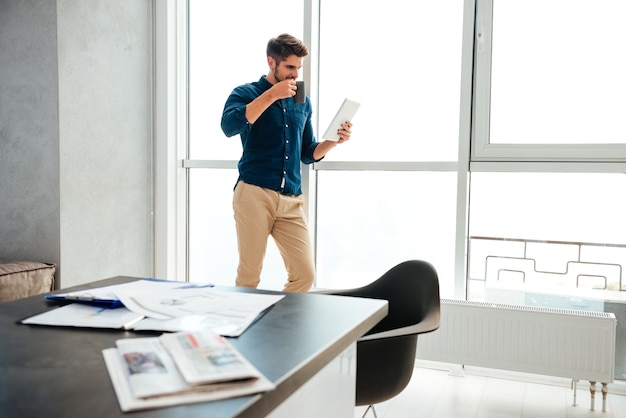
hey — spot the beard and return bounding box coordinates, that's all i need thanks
[273,67,295,83]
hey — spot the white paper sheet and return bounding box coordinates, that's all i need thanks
[116,287,284,336]
[21,304,145,329]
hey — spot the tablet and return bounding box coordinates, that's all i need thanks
[322,98,360,141]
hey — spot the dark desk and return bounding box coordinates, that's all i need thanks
[0,276,387,418]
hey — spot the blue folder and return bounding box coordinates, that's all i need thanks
[45,294,124,308]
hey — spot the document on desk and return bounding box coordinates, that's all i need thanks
[103,329,274,412]
[45,279,214,308]
[116,287,284,337]
[34,279,283,336]
[21,304,145,330]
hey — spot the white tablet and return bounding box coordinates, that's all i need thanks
[322,98,360,141]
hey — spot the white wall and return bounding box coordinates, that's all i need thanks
[0,0,153,288]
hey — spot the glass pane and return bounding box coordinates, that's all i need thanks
[318,0,463,161]
[490,0,626,145]
[189,169,288,291]
[467,172,626,301]
[467,172,626,380]
[315,171,457,299]
[188,1,304,160]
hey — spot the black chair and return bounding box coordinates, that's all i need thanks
[319,260,441,418]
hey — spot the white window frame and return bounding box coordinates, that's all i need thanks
[153,0,188,281]
[471,0,626,166]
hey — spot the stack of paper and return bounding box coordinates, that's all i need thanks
[118,284,285,337]
[22,280,285,337]
[103,329,274,411]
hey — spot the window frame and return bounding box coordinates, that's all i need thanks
[471,0,626,165]
[153,0,188,281]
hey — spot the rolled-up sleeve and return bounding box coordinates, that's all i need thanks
[301,113,320,164]
[221,90,251,138]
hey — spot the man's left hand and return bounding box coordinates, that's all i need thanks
[337,121,352,143]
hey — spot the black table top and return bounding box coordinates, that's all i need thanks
[0,276,387,418]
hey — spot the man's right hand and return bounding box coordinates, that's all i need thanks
[271,79,297,100]
[246,79,297,124]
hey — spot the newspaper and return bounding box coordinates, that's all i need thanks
[115,337,190,398]
[105,330,274,411]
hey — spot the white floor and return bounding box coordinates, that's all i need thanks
[354,365,626,418]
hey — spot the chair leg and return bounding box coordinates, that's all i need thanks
[361,404,378,418]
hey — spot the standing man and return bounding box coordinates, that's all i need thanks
[221,33,352,292]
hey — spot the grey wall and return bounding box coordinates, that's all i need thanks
[0,0,153,288]
[0,0,61,269]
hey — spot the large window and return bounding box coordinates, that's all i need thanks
[185,0,465,295]
[183,1,626,296]
[466,0,626,381]
[175,0,626,379]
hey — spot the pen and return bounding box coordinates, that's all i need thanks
[123,315,146,330]
[65,295,95,301]
[174,283,215,289]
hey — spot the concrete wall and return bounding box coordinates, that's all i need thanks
[0,0,153,288]
[0,0,61,270]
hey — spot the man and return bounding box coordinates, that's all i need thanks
[221,33,352,292]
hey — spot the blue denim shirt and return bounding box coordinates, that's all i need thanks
[221,76,321,195]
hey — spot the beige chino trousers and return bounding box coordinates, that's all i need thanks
[232,181,315,292]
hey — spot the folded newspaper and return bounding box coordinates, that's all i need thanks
[103,329,274,411]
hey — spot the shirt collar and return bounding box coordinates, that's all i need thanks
[258,75,273,91]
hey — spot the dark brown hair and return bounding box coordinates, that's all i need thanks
[266,33,309,64]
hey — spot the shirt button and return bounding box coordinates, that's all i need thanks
[285,124,289,128]
[285,156,289,159]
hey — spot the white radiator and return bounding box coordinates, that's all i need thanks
[416,299,617,384]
